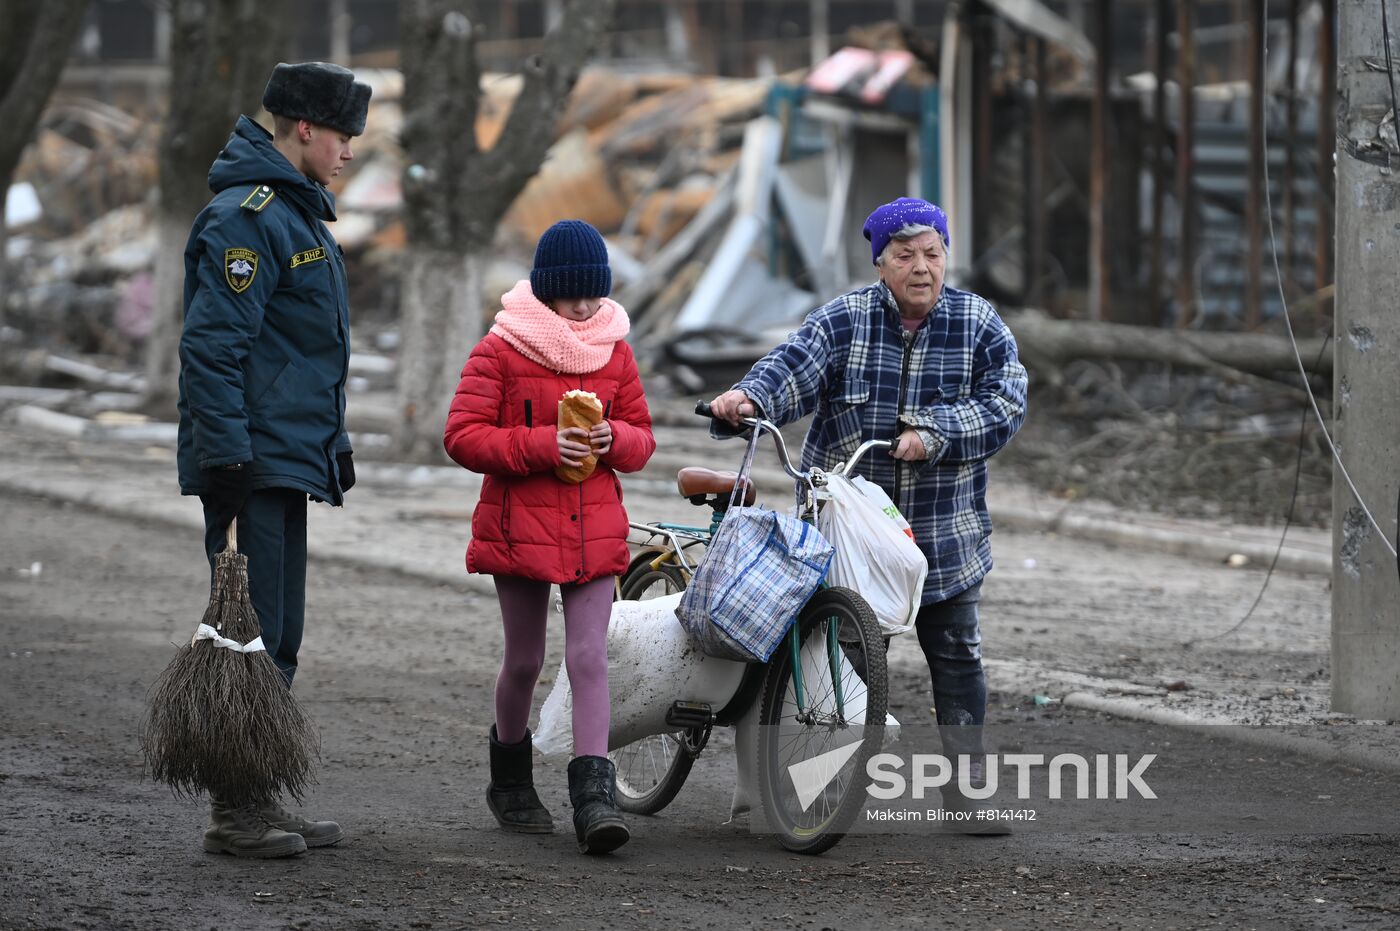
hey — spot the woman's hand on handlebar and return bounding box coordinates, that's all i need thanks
[708,389,756,426]
[889,428,928,462]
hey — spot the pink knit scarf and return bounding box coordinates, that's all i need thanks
[490,280,631,374]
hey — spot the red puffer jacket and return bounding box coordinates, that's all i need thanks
[443,333,655,584]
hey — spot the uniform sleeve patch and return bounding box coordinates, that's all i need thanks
[224,248,259,293]
[289,246,327,269]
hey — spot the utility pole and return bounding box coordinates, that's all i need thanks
[1148,0,1169,325]
[1244,0,1263,329]
[1332,0,1400,719]
[1317,0,1336,311]
[1089,0,1112,321]
[1175,0,1196,327]
[810,0,829,66]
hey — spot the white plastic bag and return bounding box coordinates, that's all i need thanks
[816,474,926,635]
[534,592,748,758]
[850,474,915,539]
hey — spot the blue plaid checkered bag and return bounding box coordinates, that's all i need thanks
[675,506,835,662]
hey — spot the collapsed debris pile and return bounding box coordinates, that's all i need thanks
[4,27,941,387]
[0,19,1337,530]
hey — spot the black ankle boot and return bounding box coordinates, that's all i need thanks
[567,755,630,855]
[487,726,554,834]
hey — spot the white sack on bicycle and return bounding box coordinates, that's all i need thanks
[534,592,747,757]
[816,474,925,635]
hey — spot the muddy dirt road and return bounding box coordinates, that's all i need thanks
[2,493,1398,931]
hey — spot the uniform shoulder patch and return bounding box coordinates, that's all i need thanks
[224,248,259,293]
[238,185,277,213]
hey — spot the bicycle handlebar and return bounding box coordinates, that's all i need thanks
[694,400,892,483]
[693,399,749,439]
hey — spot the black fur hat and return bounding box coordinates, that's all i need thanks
[262,62,371,136]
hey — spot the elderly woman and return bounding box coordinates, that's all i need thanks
[709,196,1027,830]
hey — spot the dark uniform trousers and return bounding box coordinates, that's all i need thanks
[202,488,308,685]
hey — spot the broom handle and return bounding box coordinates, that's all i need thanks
[225,519,237,554]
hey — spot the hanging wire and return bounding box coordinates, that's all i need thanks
[1200,0,1399,641]
[1258,0,1399,560]
[1195,333,1332,643]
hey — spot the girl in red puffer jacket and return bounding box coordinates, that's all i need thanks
[443,219,655,855]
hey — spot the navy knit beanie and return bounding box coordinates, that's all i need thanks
[530,220,612,301]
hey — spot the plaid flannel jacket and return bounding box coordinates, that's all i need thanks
[731,282,1028,603]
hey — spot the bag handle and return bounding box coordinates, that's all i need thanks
[721,424,763,522]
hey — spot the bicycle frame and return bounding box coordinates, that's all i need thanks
[627,521,709,576]
[682,403,892,724]
[610,410,895,843]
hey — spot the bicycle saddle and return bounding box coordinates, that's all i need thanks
[675,467,756,506]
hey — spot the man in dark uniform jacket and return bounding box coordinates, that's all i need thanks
[176,61,369,859]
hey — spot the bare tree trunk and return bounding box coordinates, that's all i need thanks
[0,0,91,329]
[0,217,9,333]
[394,0,616,459]
[142,213,191,403]
[395,251,484,460]
[142,0,283,413]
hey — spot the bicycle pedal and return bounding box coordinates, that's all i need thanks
[666,701,715,729]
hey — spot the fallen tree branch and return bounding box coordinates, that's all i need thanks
[1005,310,1331,388]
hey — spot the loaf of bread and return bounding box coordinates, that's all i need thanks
[555,389,604,484]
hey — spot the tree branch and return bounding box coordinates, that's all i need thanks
[160,0,284,220]
[400,0,483,250]
[0,0,90,186]
[470,0,616,242]
[1005,310,1329,404]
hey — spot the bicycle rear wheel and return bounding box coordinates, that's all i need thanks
[754,586,887,855]
[609,560,695,814]
[619,564,685,601]
[611,730,701,815]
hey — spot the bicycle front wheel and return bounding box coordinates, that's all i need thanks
[754,586,888,855]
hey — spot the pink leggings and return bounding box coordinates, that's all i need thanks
[492,574,613,758]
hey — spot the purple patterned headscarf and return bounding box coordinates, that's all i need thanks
[861,197,950,265]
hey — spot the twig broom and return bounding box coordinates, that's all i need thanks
[141,521,318,806]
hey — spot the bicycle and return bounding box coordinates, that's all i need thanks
[608,401,893,855]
